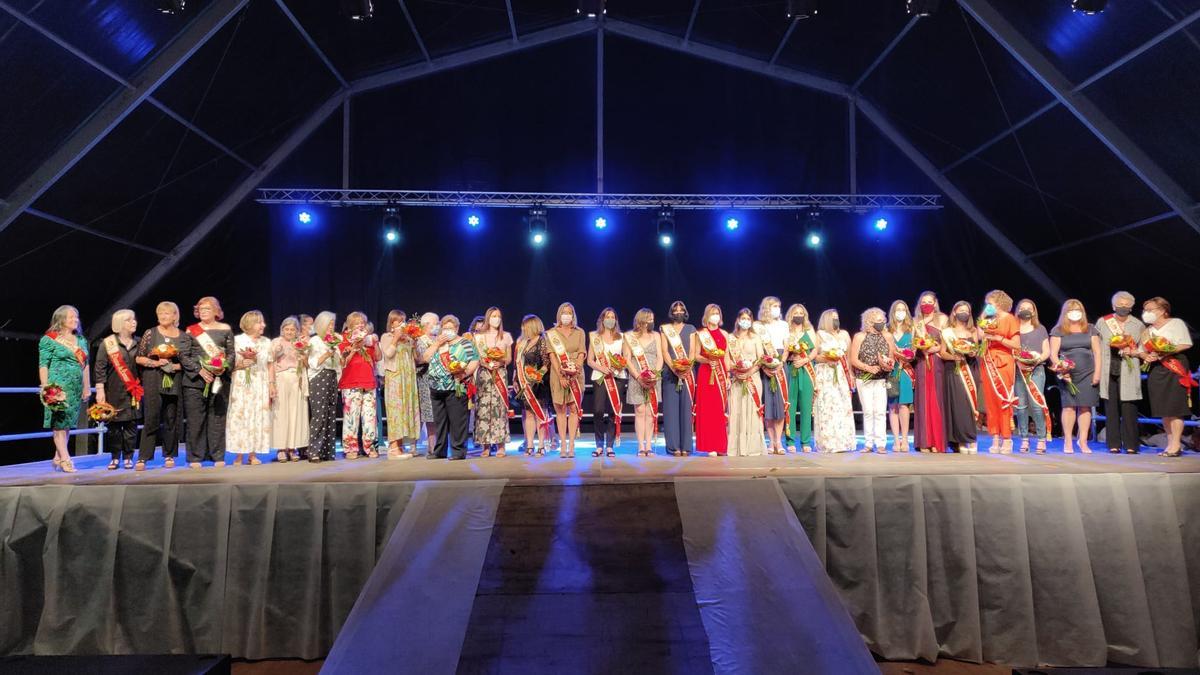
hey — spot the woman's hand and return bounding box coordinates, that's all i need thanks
[1091,373,1101,386]
[1142,352,1160,363]
[95,390,106,405]
[200,369,214,384]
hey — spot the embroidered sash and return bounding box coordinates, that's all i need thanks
[593,333,623,440]
[187,324,225,395]
[103,335,143,408]
[478,336,513,418]
[756,330,788,413]
[47,331,87,366]
[661,324,697,404]
[625,332,659,436]
[697,328,729,417]
[547,328,584,414]
[1017,365,1051,439]
[516,343,550,427]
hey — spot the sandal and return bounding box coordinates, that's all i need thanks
[592,448,603,457]
[135,460,146,472]
[60,459,76,473]
[345,450,359,460]
[164,457,175,468]
[536,446,546,456]
[189,462,202,468]
[276,450,289,463]
[108,460,120,471]
[496,447,506,458]
[607,448,616,457]
[249,455,262,465]
[1020,440,1030,453]
[123,459,134,470]
[1160,449,1183,458]
[1036,441,1046,454]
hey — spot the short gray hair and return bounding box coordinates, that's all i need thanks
[420,311,439,326]
[110,309,135,334]
[313,311,337,338]
[1111,291,1135,308]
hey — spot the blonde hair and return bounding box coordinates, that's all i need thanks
[701,303,723,328]
[194,296,223,320]
[817,309,840,333]
[441,314,461,331]
[110,309,135,334]
[520,314,545,342]
[985,289,1013,312]
[757,296,781,322]
[1053,298,1089,335]
[386,310,406,332]
[342,311,368,334]
[314,311,336,338]
[155,301,180,327]
[1015,298,1041,328]
[279,315,300,337]
[785,303,812,331]
[632,308,655,334]
[556,302,577,327]
[239,310,264,334]
[48,305,81,335]
[859,306,885,332]
[887,300,912,333]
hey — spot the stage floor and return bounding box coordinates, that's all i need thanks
[2,436,1197,487]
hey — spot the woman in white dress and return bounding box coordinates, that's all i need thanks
[228,310,274,464]
[727,308,767,457]
[271,316,309,462]
[813,308,856,453]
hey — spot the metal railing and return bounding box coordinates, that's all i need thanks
[0,387,106,454]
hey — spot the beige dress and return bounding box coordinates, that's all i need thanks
[227,334,272,454]
[726,334,766,456]
[271,337,310,449]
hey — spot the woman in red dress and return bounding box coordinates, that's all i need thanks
[690,303,731,457]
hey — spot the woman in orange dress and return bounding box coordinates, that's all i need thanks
[979,290,1021,453]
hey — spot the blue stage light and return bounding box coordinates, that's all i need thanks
[874,217,888,231]
[660,234,673,247]
[806,232,822,248]
[532,232,546,246]
[594,216,607,230]
[384,229,399,244]
[467,214,480,227]
[725,217,739,231]
[297,211,312,225]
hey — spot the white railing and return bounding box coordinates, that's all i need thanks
[0,387,106,453]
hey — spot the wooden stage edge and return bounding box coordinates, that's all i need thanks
[1,437,1197,488]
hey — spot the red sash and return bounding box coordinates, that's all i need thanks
[839,355,855,393]
[983,353,1017,420]
[479,338,513,418]
[548,329,584,414]
[663,325,697,421]
[47,331,87,366]
[734,362,765,420]
[516,346,550,427]
[957,361,981,423]
[789,334,819,394]
[626,332,659,436]
[594,334,623,441]
[1160,357,1197,406]
[1017,365,1051,439]
[103,335,143,408]
[698,329,730,417]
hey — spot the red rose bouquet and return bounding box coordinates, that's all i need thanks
[40,383,68,412]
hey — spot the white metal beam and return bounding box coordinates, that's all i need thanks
[683,0,703,46]
[853,16,919,91]
[1027,210,1179,259]
[855,96,1066,301]
[25,208,169,256]
[504,0,518,42]
[597,24,604,195]
[93,92,348,338]
[769,18,799,66]
[848,99,857,195]
[0,0,249,234]
[273,0,349,88]
[957,0,1200,235]
[397,0,432,63]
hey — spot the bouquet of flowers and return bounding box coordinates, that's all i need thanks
[701,346,726,361]
[823,347,846,384]
[758,352,783,370]
[1052,358,1079,395]
[237,347,259,384]
[1141,335,1179,372]
[607,353,629,373]
[896,347,916,363]
[151,342,180,388]
[523,364,545,384]
[1109,334,1137,370]
[913,335,937,352]
[670,357,693,391]
[1014,349,1041,367]
[293,338,310,376]
[403,321,425,340]
[40,383,68,412]
[87,401,117,422]
[322,331,342,348]
[484,347,506,365]
[977,317,997,332]
[201,354,225,397]
[950,338,982,357]
[638,368,659,387]
[787,337,809,355]
[446,359,468,396]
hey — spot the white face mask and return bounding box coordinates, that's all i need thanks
[489,316,501,328]
[603,318,616,330]
[442,327,457,339]
[738,318,752,330]
[894,310,907,321]
[1067,310,1083,322]
[707,316,720,328]
[1142,310,1159,325]
[770,306,781,319]
[561,314,574,326]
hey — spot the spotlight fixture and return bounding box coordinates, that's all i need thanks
[155,0,186,15]
[656,206,675,248]
[805,206,823,249]
[467,214,480,227]
[297,211,312,225]
[594,216,607,230]
[340,0,374,21]
[785,0,818,20]
[725,217,740,231]
[906,0,939,17]
[1071,0,1106,14]
[806,232,823,249]
[528,206,547,246]
[381,207,401,244]
[384,229,399,244]
[576,0,605,18]
[874,217,889,231]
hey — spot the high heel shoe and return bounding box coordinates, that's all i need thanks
[52,457,63,472]
[60,458,76,473]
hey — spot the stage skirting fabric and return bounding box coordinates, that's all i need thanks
[1,474,1198,668]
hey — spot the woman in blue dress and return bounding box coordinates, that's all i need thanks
[38,305,90,473]
[887,300,915,451]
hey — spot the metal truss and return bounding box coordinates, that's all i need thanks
[254,189,942,211]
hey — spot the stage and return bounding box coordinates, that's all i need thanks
[2,440,1198,671]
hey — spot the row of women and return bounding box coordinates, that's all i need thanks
[37,290,1194,471]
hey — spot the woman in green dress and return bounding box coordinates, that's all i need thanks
[783,303,817,453]
[38,305,90,473]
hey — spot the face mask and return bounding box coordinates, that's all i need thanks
[671,311,687,322]
[735,318,750,330]
[1017,310,1033,320]
[561,314,574,325]
[1067,310,1083,322]
[873,321,885,332]
[1114,306,1131,317]
[489,316,501,328]
[831,319,840,331]
[1142,311,1158,324]
[791,316,805,326]
[955,312,970,323]
[920,304,934,315]
[646,320,654,330]
[707,316,720,328]
[770,306,781,319]
[603,318,616,330]
[894,310,907,321]
[984,303,997,317]
[443,328,457,339]
[429,325,440,336]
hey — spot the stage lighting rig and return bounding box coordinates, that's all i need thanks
[528,206,548,246]
[786,0,818,20]
[906,0,939,17]
[656,207,675,247]
[156,0,186,15]
[341,0,374,21]
[577,0,605,19]
[1071,0,1106,14]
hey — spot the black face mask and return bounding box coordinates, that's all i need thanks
[955,312,970,323]
[1114,306,1132,317]
[831,319,840,330]
[791,316,805,325]
[873,321,886,332]
[671,311,688,322]
[1017,310,1033,320]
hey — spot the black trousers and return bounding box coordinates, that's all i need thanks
[308,370,339,460]
[1105,376,1141,451]
[107,419,138,461]
[593,377,625,448]
[138,392,181,462]
[183,384,228,463]
[431,388,469,459]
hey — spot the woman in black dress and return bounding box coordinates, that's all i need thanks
[94,310,142,470]
[180,296,235,467]
[135,301,191,470]
[515,314,553,456]
[940,301,982,454]
[1137,296,1195,457]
